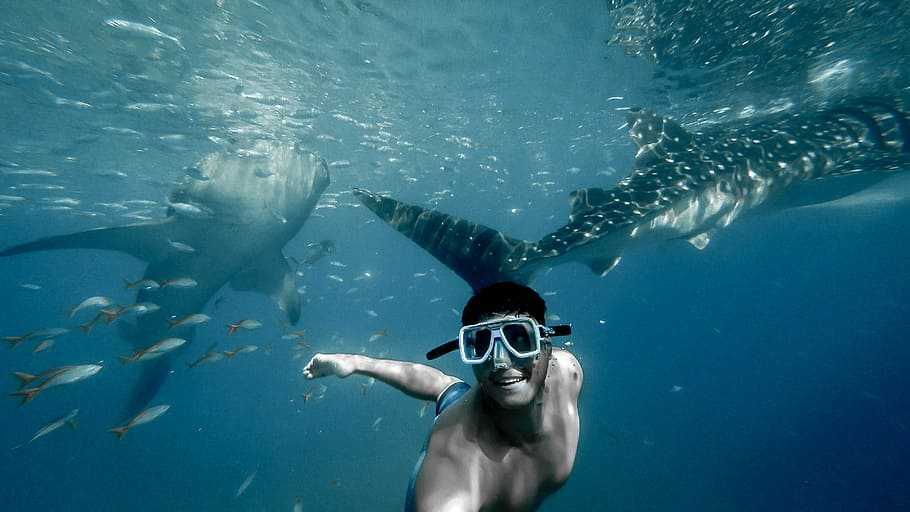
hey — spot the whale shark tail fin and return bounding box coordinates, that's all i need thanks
[353,188,541,290]
[0,220,172,262]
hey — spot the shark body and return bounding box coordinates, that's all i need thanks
[354,99,909,290]
[1,142,330,416]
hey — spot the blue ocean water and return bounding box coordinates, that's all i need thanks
[1,1,909,511]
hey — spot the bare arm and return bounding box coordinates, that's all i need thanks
[303,353,461,402]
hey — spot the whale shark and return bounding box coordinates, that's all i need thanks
[1,142,330,416]
[354,99,908,290]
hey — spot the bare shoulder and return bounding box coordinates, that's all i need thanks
[552,348,583,392]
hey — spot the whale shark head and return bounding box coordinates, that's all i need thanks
[172,141,329,231]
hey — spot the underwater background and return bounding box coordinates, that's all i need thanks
[1,1,909,510]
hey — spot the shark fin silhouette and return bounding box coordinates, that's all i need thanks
[0,220,172,262]
[231,251,301,324]
[352,188,541,290]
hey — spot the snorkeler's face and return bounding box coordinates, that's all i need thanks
[471,313,551,410]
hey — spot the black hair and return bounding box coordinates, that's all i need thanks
[461,282,547,326]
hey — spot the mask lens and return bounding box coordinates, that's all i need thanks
[465,328,492,360]
[502,323,534,353]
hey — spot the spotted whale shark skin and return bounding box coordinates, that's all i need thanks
[1,142,330,417]
[355,98,909,291]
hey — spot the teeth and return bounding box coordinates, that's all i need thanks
[496,377,523,385]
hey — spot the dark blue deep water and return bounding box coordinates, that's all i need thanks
[1,1,909,510]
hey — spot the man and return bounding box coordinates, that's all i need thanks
[303,282,583,511]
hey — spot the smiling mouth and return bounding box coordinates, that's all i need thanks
[493,375,526,387]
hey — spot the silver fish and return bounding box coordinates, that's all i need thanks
[68,296,113,318]
[11,364,103,404]
[235,470,257,498]
[161,277,198,289]
[29,409,79,444]
[104,19,184,49]
[227,319,262,335]
[187,344,226,368]
[167,240,196,253]
[223,345,258,358]
[108,404,170,439]
[124,278,160,291]
[32,339,55,353]
[167,314,210,329]
[121,338,188,363]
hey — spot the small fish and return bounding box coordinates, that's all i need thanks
[168,240,196,253]
[120,302,161,317]
[329,261,346,268]
[108,404,171,439]
[223,345,258,359]
[365,310,378,318]
[378,295,395,302]
[302,383,327,403]
[167,314,210,329]
[187,344,226,368]
[168,201,212,219]
[32,328,69,339]
[160,277,198,289]
[28,409,79,444]
[67,296,113,318]
[104,18,184,49]
[371,417,383,431]
[120,338,188,363]
[670,385,684,393]
[32,339,55,353]
[302,240,335,265]
[11,364,103,404]
[282,330,306,340]
[353,271,372,281]
[124,278,160,291]
[227,319,262,335]
[235,470,257,498]
[429,297,443,303]
[4,328,68,349]
[327,274,344,283]
[79,312,107,334]
[4,335,31,349]
[368,330,387,343]
[417,401,431,418]
[361,377,376,396]
[18,283,41,290]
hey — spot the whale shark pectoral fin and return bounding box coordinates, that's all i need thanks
[353,188,538,290]
[627,109,695,167]
[231,251,300,325]
[0,220,173,261]
[586,256,622,277]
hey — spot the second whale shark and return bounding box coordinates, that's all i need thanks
[354,99,909,290]
[1,142,330,416]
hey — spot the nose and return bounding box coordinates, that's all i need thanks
[491,336,511,369]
